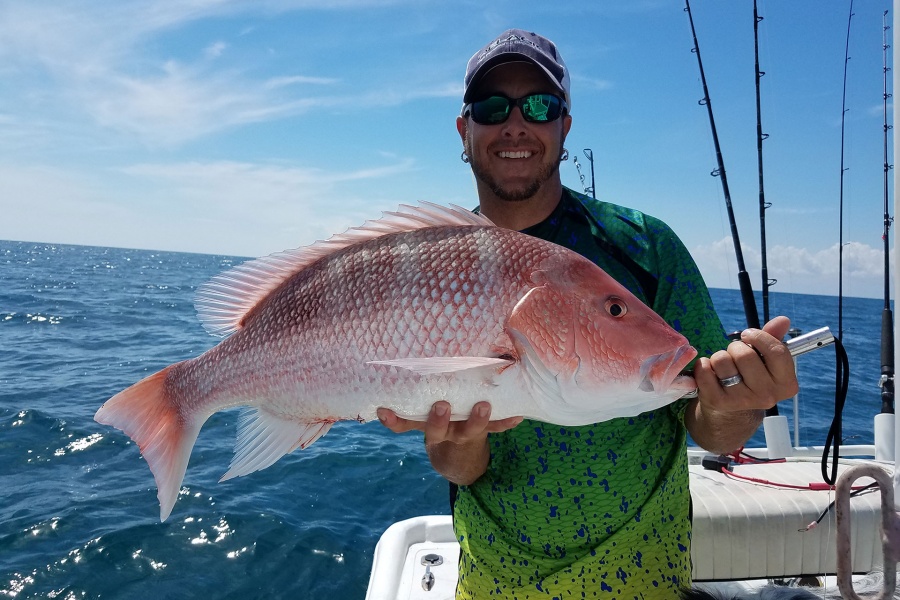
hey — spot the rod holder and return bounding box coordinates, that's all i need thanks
[875,412,895,461]
[762,415,792,459]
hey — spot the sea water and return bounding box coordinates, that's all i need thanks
[0,240,889,598]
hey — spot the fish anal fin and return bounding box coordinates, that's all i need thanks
[220,408,335,482]
[367,356,514,375]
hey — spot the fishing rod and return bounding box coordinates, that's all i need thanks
[837,2,854,341]
[572,149,597,199]
[880,10,895,415]
[753,0,775,324]
[684,0,761,335]
[584,149,596,199]
[820,1,856,486]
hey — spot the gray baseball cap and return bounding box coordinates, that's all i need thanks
[463,29,571,108]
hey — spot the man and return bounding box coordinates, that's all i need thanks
[378,29,798,598]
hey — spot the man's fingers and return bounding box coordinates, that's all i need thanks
[485,416,525,433]
[741,318,797,387]
[423,401,454,443]
[377,407,425,434]
[379,401,523,442]
[462,402,492,431]
[693,316,799,413]
[760,315,791,341]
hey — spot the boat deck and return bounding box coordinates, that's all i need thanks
[690,458,886,580]
[366,458,891,599]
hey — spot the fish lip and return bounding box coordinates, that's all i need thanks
[638,345,697,393]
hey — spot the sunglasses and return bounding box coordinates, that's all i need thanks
[463,93,567,125]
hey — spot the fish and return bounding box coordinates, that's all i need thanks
[95,201,698,521]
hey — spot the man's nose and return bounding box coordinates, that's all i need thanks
[500,106,528,135]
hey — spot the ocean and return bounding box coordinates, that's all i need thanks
[0,240,890,599]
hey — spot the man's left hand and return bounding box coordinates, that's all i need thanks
[692,315,799,413]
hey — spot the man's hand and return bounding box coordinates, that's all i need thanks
[377,401,523,443]
[377,401,523,485]
[687,316,799,453]
[693,316,798,411]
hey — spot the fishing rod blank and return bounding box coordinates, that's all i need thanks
[684,0,761,334]
[754,0,775,324]
[881,9,895,415]
[837,2,854,341]
[573,150,597,199]
[584,149,596,199]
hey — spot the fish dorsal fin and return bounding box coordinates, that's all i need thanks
[195,201,494,337]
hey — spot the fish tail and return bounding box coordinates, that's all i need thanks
[95,363,201,522]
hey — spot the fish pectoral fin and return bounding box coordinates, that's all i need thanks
[220,408,334,482]
[367,356,513,375]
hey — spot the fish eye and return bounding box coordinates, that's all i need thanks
[605,297,627,318]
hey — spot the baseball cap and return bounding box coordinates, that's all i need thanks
[463,29,571,108]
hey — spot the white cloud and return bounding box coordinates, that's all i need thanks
[264,75,340,89]
[575,75,614,92]
[0,157,419,257]
[119,158,416,201]
[691,237,892,299]
[77,64,324,145]
[0,1,423,147]
[204,41,228,59]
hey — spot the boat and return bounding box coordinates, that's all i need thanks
[365,2,900,598]
[365,463,890,599]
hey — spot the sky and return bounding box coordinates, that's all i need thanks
[0,0,895,300]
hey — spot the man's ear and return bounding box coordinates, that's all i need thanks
[456,115,467,145]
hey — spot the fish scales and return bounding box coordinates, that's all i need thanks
[95,202,697,520]
[176,225,541,422]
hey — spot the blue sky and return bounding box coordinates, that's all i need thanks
[0,0,893,299]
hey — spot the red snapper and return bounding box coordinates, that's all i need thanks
[95,202,697,521]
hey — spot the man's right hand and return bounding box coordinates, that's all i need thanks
[376,400,523,444]
[376,401,523,485]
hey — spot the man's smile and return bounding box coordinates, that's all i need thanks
[496,150,534,159]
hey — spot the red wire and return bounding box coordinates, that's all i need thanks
[719,466,871,491]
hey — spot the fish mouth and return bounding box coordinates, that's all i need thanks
[638,345,698,394]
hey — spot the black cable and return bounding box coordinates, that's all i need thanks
[821,338,850,486]
[799,482,878,532]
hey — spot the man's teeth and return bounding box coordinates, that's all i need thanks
[497,151,532,159]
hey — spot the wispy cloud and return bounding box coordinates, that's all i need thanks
[264,75,340,89]
[692,237,891,299]
[120,158,416,195]
[0,0,427,147]
[0,156,419,256]
[574,75,614,92]
[204,41,228,60]
[79,65,325,145]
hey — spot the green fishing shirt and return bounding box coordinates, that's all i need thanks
[454,188,728,599]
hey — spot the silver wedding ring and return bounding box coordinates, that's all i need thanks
[719,374,743,388]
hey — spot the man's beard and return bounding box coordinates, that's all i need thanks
[466,136,564,202]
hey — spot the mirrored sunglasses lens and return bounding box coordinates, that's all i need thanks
[472,97,512,124]
[522,95,560,122]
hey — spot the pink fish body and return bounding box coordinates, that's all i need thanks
[95,202,697,520]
